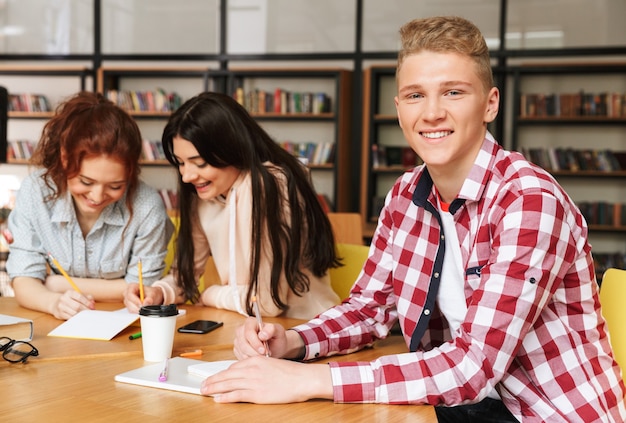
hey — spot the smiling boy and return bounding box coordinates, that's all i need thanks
[202,16,626,422]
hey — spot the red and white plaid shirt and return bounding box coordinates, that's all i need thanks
[293,135,626,422]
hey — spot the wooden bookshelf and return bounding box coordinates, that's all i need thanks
[512,62,626,269]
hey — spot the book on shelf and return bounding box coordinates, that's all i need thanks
[7,140,34,160]
[279,141,334,165]
[371,144,384,168]
[272,88,281,113]
[141,140,167,161]
[401,147,422,167]
[520,147,625,172]
[520,91,626,118]
[371,144,422,169]
[7,93,51,112]
[385,147,403,166]
[578,202,626,227]
[157,189,179,212]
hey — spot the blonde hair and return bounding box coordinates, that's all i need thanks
[397,16,493,92]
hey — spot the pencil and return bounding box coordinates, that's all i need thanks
[252,295,270,357]
[48,253,81,293]
[138,258,144,303]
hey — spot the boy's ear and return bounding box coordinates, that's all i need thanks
[394,96,403,129]
[484,87,500,123]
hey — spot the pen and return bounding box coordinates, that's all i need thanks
[158,358,169,382]
[251,295,270,357]
[48,253,81,293]
[180,349,202,357]
[129,331,142,340]
[138,258,144,303]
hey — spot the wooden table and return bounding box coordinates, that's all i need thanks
[0,297,436,422]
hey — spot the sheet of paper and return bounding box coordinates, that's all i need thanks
[47,308,139,341]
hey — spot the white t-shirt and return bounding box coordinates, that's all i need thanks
[436,198,500,400]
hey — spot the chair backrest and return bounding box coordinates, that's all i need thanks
[329,243,370,300]
[599,268,626,370]
[327,212,364,245]
[164,216,219,293]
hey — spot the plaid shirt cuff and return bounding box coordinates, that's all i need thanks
[329,361,376,403]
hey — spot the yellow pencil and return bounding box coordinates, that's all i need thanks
[138,259,144,303]
[48,253,81,293]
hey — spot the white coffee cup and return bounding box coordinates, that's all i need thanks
[139,304,179,362]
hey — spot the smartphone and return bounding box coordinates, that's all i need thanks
[177,320,223,334]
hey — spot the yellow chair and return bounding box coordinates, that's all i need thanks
[329,243,370,300]
[599,268,626,370]
[162,216,178,276]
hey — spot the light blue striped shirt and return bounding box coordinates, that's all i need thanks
[7,169,174,285]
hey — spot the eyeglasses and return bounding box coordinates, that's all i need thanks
[0,336,39,363]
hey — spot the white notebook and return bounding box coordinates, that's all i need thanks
[187,359,236,378]
[114,357,235,395]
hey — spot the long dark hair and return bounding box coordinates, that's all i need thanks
[162,91,339,314]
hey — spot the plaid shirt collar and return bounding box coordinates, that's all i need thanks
[412,131,499,215]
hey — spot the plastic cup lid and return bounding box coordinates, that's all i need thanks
[139,304,178,317]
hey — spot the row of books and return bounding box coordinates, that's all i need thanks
[372,145,423,168]
[141,140,167,161]
[7,139,170,163]
[105,89,183,113]
[579,202,626,227]
[520,148,626,172]
[234,87,331,115]
[157,189,178,212]
[6,140,35,160]
[7,93,52,112]
[279,141,334,165]
[519,91,626,118]
[6,137,337,167]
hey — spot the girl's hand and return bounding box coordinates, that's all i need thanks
[123,283,163,313]
[51,290,95,320]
